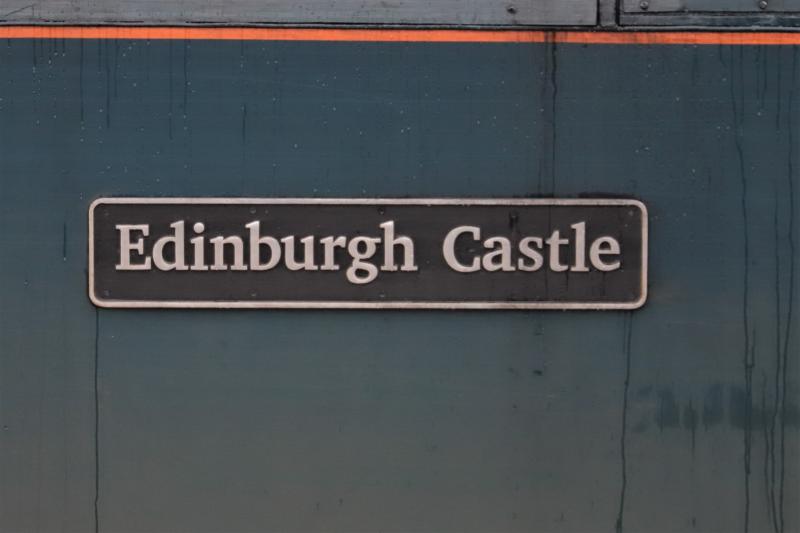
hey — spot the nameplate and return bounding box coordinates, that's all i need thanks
[89,198,647,309]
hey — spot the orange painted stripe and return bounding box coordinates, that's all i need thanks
[0,26,799,45]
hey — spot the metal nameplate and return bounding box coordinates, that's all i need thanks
[89,198,648,310]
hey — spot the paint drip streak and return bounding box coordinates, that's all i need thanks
[549,36,558,195]
[615,313,632,533]
[778,46,798,533]
[94,309,100,533]
[730,47,753,533]
[768,192,780,533]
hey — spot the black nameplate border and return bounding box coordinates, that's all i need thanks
[89,198,647,310]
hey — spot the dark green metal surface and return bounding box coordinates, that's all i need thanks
[0,39,798,532]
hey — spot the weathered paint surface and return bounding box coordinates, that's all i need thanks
[621,0,800,13]
[619,0,800,27]
[0,38,798,533]
[0,0,596,27]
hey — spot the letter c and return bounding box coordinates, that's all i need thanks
[443,226,481,273]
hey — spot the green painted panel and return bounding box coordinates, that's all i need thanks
[0,39,797,533]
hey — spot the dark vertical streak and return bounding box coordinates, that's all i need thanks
[239,41,247,192]
[241,103,247,143]
[93,309,100,533]
[536,44,548,195]
[768,190,781,533]
[778,47,797,533]
[690,47,699,86]
[615,313,633,533]
[104,41,111,129]
[240,40,246,145]
[757,46,767,110]
[761,373,773,528]
[536,35,558,197]
[775,50,782,132]
[182,40,189,115]
[79,40,84,123]
[730,46,753,533]
[112,41,119,99]
[549,39,558,195]
[103,41,111,129]
[168,40,173,140]
[689,400,696,455]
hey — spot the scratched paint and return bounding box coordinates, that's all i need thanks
[0,38,797,533]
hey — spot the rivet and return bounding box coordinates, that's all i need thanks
[639,0,649,10]
[758,0,768,9]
